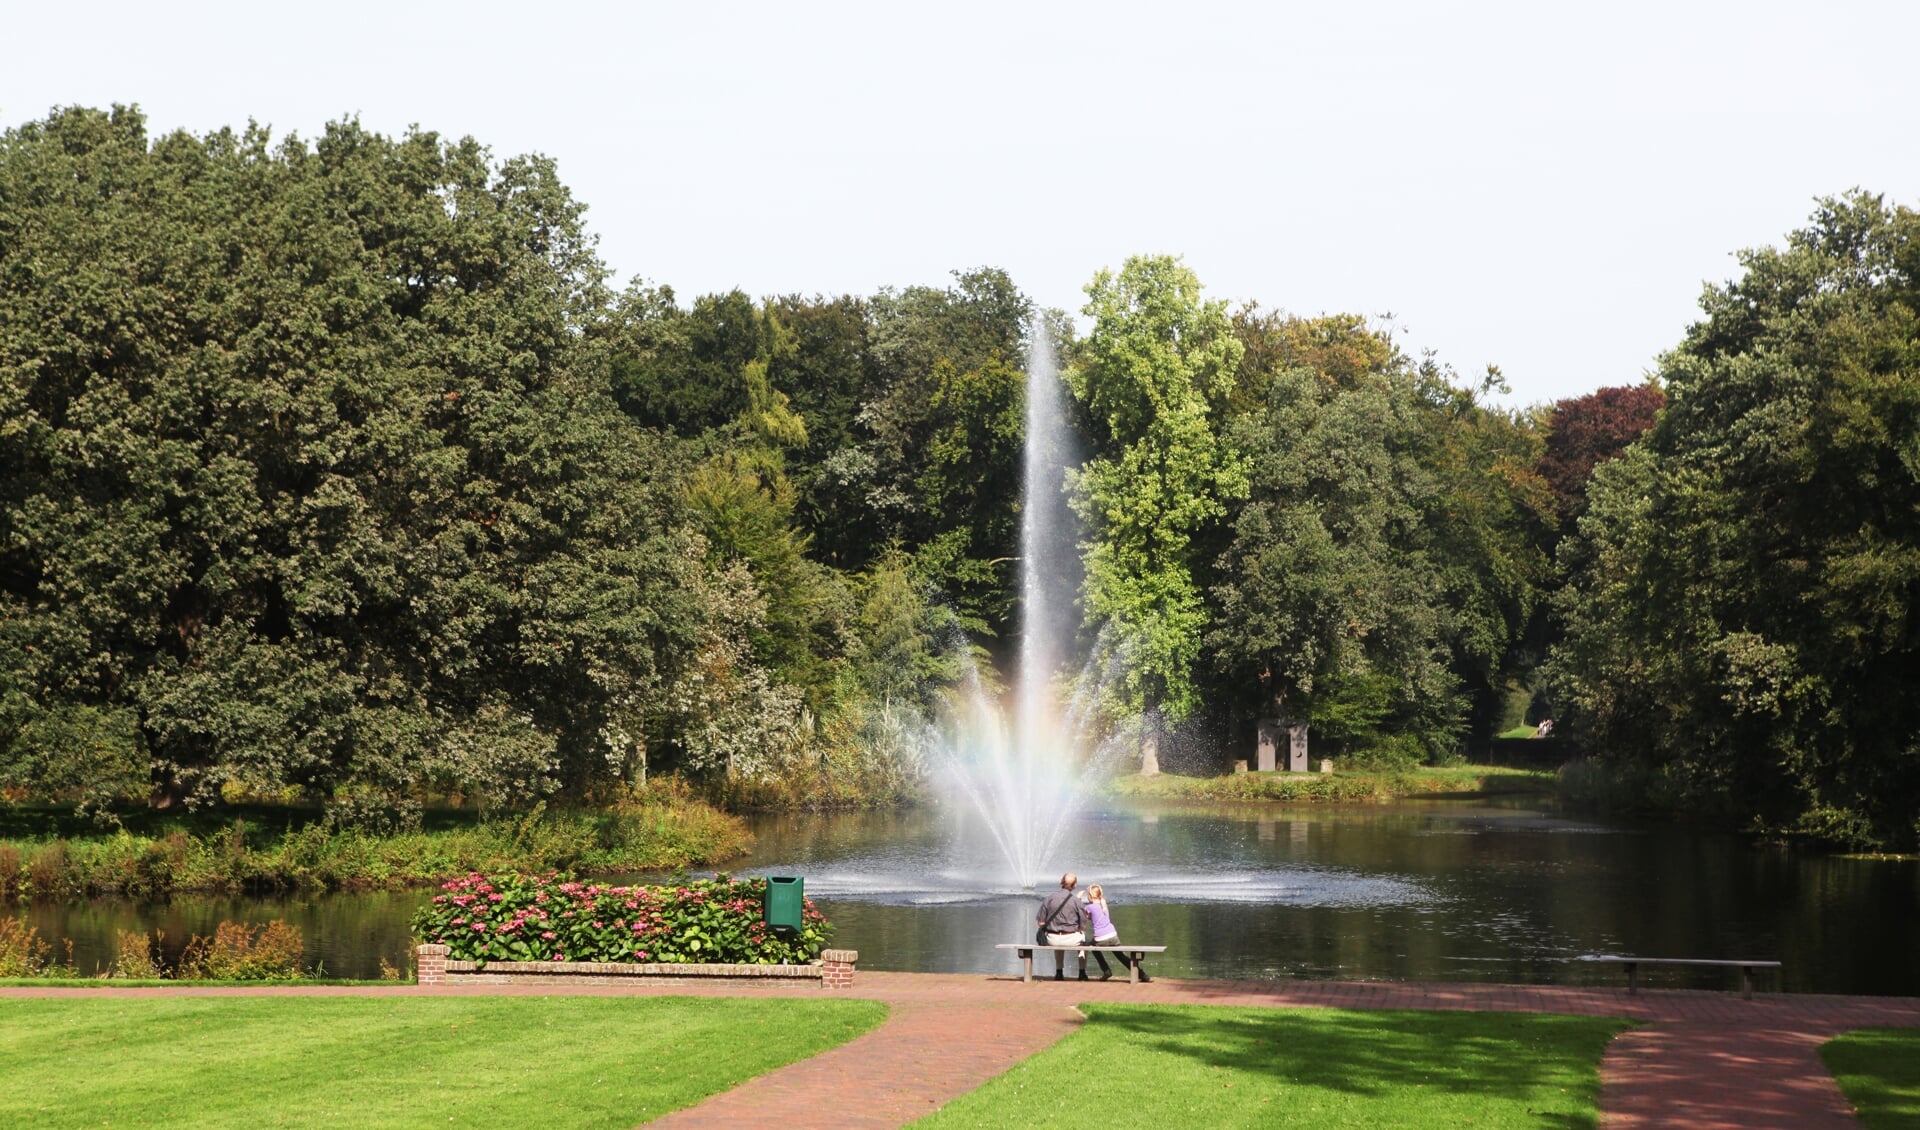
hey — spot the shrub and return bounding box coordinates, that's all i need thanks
[27,840,68,897]
[0,799,751,900]
[177,920,305,981]
[0,915,71,977]
[412,872,830,967]
[112,929,163,978]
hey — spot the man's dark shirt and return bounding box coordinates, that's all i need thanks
[1038,888,1084,933]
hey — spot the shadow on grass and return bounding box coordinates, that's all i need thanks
[1081,1004,1627,1128]
[1820,1027,1920,1129]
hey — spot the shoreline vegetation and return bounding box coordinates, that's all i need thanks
[1,108,1912,852]
[1105,763,1558,804]
[0,788,750,901]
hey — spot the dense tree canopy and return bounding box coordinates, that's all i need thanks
[1067,256,1245,763]
[1550,192,1920,848]
[8,105,1906,845]
[0,107,698,821]
[1206,312,1552,763]
[1537,384,1667,524]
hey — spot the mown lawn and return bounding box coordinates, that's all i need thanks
[1821,1028,1920,1128]
[0,995,885,1128]
[917,1004,1629,1129]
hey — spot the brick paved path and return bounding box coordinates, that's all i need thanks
[9,974,1918,1127]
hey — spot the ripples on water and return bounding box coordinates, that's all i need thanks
[20,798,1920,995]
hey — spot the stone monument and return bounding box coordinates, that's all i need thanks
[1286,721,1310,772]
[1255,718,1282,772]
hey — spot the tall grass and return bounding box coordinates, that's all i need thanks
[0,914,74,976]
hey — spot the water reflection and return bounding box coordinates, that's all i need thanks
[22,889,429,981]
[16,798,1920,994]
[734,799,1920,995]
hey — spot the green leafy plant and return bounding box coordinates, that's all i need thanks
[411,872,829,966]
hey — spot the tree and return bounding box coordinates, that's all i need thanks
[1204,308,1556,764]
[0,107,699,821]
[1067,256,1245,772]
[1537,384,1667,523]
[805,269,1033,632]
[1550,192,1920,848]
[1208,314,1463,762]
[607,288,763,437]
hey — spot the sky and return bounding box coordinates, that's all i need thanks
[6,0,1918,405]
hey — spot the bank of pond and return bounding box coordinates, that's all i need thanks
[0,795,750,901]
[1,871,832,982]
[0,765,1558,900]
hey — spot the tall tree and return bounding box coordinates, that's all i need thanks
[808,269,1033,631]
[1208,314,1464,762]
[1537,384,1667,524]
[1068,255,1244,772]
[0,107,698,821]
[1550,192,1920,848]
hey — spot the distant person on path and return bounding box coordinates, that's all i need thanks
[1036,872,1087,981]
[1083,883,1149,982]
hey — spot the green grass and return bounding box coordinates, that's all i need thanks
[1498,725,1543,739]
[1107,764,1556,804]
[0,995,886,1128]
[1821,1028,1920,1128]
[917,1005,1630,1129]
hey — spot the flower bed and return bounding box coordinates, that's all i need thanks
[411,872,829,967]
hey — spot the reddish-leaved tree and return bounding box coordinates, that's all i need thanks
[1538,384,1666,522]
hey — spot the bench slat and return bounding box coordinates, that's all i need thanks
[1577,955,1780,1000]
[1578,956,1779,967]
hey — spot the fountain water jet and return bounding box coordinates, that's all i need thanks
[932,319,1113,887]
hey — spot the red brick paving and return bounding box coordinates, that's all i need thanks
[8,973,1918,1127]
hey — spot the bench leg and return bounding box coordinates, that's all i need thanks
[1625,962,1637,995]
[1742,966,1753,1000]
[1019,948,1032,984]
[1128,952,1139,984]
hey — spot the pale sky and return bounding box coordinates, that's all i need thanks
[6,0,1917,406]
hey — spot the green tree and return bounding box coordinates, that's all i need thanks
[1206,311,1554,764]
[1550,192,1920,848]
[1208,314,1460,762]
[1068,255,1245,772]
[807,269,1033,632]
[0,107,698,821]
[607,287,763,437]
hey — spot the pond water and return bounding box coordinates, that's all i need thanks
[21,797,1920,995]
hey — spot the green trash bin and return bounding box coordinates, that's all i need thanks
[764,876,804,932]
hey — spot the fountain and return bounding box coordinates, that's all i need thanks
[930,321,1119,888]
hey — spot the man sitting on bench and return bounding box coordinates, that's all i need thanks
[1036,872,1088,981]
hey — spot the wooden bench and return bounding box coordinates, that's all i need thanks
[1578,955,1782,999]
[996,942,1167,984]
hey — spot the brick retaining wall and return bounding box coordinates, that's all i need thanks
[415,945,858,988]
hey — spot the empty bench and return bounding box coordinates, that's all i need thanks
[1578,955,1782,999]
[996,942,1168,983]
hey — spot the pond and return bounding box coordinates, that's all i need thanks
[19,796,1920,995]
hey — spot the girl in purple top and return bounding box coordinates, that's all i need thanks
[1083,884,1150,982]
